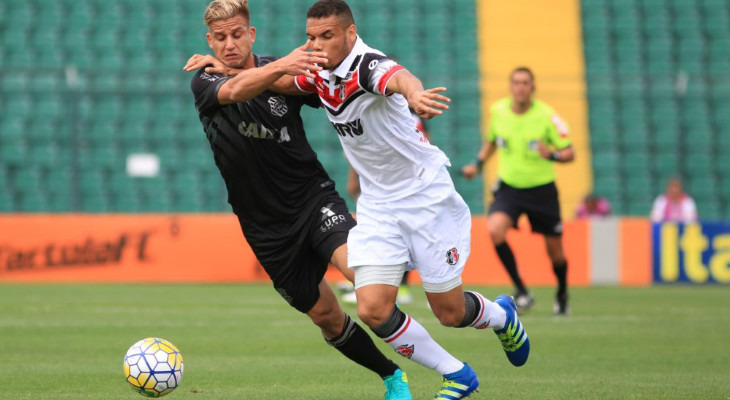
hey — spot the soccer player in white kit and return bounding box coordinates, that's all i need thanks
[294,1,532,398]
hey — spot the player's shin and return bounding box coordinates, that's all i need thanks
[459,291,507,331]
[553,260,568,296]
[495,242,527,293]
[372,305,464,375]
[324,314,400,378]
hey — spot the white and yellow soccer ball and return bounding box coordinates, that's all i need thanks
[123,338,184,397]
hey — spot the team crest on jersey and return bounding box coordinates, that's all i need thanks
[395,344,414,359]
[445,247,460,265]
[339,83,347,102]
[268,95,288,117]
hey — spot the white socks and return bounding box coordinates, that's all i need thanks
[381,313,464,375]
[467,291,507,330]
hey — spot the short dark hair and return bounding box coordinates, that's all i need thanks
[306,0,355,26]
[511,66,535,82]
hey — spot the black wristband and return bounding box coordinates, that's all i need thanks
[549,151,561,162]
[475,159,484,170]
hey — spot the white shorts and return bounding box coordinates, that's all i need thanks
[348,167,472,287]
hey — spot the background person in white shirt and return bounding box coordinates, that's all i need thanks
[651,177,698,223]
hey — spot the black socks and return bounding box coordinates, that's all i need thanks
[495,241,527,293]
[325,314,399,378]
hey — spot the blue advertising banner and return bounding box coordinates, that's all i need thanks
[653,222,730,283]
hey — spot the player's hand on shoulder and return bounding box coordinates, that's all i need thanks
[408,87,450,119]
[183,54,235,75]
[276,39,328,78]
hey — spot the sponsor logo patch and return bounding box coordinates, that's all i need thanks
[319,204,347,232]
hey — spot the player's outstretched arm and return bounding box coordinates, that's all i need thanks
[386,70,451,119]
[183,40,327,104]
[462,142,496,179]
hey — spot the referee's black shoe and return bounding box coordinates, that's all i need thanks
[513,291,534,314]
[553,292,569,316]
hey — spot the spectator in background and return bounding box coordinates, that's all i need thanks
[576,193,611,219]
[650,177,697,223]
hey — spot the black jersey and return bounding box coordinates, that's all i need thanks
[190,55,334,227]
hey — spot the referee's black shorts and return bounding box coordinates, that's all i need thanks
[488,180,563,236]
[237,192,356,313]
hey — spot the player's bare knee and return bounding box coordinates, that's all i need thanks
[434,310,462,327]
[546,246,566,264]
[307,301,340,329]
[550,253,566,265]
[489,226,507,244]
[356,301,390,329]
[429,301,465,327]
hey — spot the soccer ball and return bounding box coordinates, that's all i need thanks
[123,338,184,397]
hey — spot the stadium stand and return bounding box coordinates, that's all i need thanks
[582,0,730,219]
[0,0,480,213]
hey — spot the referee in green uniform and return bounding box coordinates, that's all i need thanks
[463,67,575,315]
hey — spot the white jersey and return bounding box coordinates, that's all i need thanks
[296,36,450,201]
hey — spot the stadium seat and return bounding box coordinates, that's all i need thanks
[12,168,43,196]
[18,193,50,213]
[621,152,651,176]
[0,0,479,212]
[653,152,681,178]
[1,138,27,167]
[583,0,730,215]
[684,153,714,177]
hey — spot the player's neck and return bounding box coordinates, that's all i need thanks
[242,54,256,70]
[511,100,532,115]
[328,43,356,73]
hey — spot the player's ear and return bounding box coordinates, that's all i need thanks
[206,32,213,49]
[346,24,357,43]
[249,26,256,43]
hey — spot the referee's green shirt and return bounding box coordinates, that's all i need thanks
[485,98,572,189]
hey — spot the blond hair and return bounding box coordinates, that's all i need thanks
[204,0,250,28]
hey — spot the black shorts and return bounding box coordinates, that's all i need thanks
[488,180,563,236]
[237,192,356,313]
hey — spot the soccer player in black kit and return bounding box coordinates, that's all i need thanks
[183,1,412,398]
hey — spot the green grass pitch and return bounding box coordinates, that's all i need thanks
[0,284,728,399]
